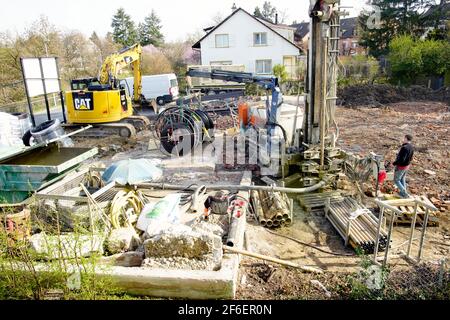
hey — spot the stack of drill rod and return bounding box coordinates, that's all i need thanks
[326,197,389,254]
[251,190,293,228]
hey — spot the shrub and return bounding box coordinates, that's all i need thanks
[272,64,288,84]
[338,54,380,87]
[388,35,423,85]
[388,35,450,85]
[417,40,450,77]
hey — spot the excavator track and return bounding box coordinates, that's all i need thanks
[61,122,137,138]
[121,115,151,131]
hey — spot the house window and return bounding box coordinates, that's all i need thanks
[210,61,232,65]
[254,32,268,46]
[255,59,272,74]
[215,34,229,48]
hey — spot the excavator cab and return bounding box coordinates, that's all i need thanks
[70,78,113,91]
[66,81,133,124]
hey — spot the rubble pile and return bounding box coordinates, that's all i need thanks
[212,115,237,130]
[338,84,450,108]
[142,222,224,271]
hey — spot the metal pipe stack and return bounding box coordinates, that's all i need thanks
[326,198,388,254]
[251,190,293,228]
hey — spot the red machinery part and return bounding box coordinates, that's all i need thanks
[378,170,387,185]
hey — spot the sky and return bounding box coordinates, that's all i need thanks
[0,0,366,42]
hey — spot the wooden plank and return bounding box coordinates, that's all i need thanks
[417,206,425,214]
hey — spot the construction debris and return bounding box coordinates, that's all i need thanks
[106,227,141,254]
[251,190,293,228]
[143,223,222,259]
[112,251,144,267]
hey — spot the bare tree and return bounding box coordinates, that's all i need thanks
[211,12,225,25]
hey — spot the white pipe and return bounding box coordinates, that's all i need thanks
[124,179,328,194]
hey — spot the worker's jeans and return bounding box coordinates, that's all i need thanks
[394,168,408,197]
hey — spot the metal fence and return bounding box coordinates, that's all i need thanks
[0,94,62,115]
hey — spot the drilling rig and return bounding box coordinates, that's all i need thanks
[294,0,343,187]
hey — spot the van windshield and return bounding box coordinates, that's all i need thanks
[170,79,178,87]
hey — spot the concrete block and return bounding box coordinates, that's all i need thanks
[114,251,145,267]
[106,227,140,254]
[144,224,221,259]
[192,220,224,237]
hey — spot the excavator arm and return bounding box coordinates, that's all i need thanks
[99,43,142,103]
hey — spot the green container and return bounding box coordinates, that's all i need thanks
[0,143,97,204]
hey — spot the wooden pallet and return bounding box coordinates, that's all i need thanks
[383,196,439,227]
[298,191,344,212]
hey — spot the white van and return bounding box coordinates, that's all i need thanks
[124,73,179,106]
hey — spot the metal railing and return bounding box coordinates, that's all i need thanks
[373,198,438,267]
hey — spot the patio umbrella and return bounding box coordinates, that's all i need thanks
[102,158,163,185]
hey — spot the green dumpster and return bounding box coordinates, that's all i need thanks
[0,143,98,204]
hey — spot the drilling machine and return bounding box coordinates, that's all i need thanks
[293,0,344,187]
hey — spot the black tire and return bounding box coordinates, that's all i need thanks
[156,97,165,106]
[22,129,32,146]
[30,119,57,134]
[194,109,214,136]
[160,122,194,156]
[194,110,212,130]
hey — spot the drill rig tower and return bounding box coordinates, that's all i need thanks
[303,0,342,168]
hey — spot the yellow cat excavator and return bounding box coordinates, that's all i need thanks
[64,43,150,138]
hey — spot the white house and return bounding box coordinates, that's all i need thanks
[192,7,302,79]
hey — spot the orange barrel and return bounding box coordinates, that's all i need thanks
[238,102,249,128]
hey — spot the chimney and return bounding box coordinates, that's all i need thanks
[232,3,237,13]
[275,13,278,24]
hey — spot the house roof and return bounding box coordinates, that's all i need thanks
[257,17,296,31]
[291,21,309,39]
[421,2,450,20]
[192,8,300,51]
[340,17,358,38]
[291,17,358,40]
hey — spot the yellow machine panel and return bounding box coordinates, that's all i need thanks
[66,89,133,124]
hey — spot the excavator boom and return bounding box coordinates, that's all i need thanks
[99,43,142,103]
